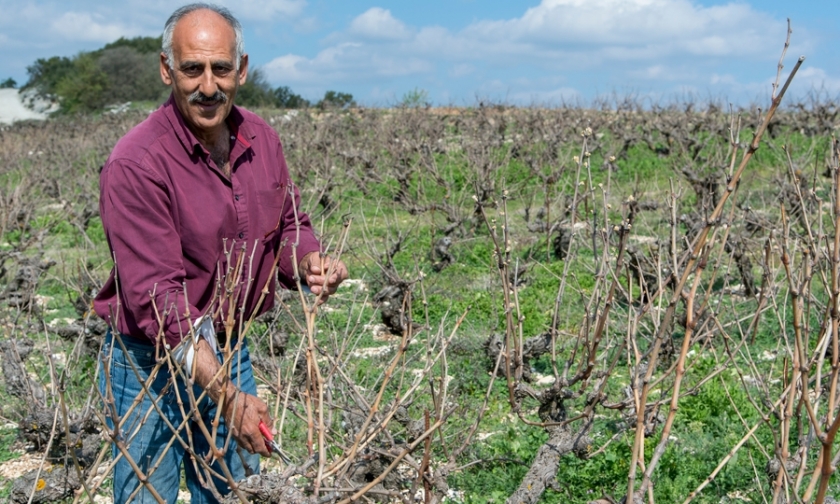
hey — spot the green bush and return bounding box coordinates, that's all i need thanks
[274,85,309,109]
[236,67,278,109]
[401,87,429,108]
[317,90,355,110]
[233,69,312,109]
[24,55,74,96]
[54,53,110,113]
[100,35,162,55]
[24,36,166,113]
[97,46,168,105]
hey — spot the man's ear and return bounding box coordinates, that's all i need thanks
[238,54,249,86]
[160,52,173,86]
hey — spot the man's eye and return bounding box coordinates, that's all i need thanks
[213,67,232,77]
[182,67,202,76]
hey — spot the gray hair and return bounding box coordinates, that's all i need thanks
[162,3,245,71]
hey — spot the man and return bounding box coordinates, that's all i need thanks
[94,3,347,502]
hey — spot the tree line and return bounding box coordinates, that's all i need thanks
[9,36,354,114]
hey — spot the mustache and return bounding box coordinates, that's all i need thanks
[188,90,229,105]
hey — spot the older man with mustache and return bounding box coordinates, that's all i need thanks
[94,3,347,502]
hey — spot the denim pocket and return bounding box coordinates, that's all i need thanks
[107,335,158,373]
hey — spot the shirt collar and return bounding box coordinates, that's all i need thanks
[162,93,254,156]
[226,105,253,151]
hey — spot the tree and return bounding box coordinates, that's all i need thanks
[97,46,168,105]
[24,56,74,95]
[317,90,355,110]
[400,87,429,108]
[0,78,16,89]
[23,39,167,114]
[54,53,110,113]
[273,85,309,109]
[100,36,163,55]
[236,70,310,110]
[235,67,277,109]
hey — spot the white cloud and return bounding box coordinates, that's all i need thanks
[348,8,412,40]
[449,63,475,78]
[629,65,695,81]
[263,41,432,87]
[293,16,320,34]
[221,0,307,21]
[0,1,47,27]
[265,0,793,95]
[458,0,785,61]
[710,73,739,86]
[706,63,840,105]
[787,66,840,96]
[117,0,306,23]
[636,65,667,80]
[50,12,140,43]
[266,54,310,81]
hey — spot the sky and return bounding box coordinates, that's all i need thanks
[1,0,838,107]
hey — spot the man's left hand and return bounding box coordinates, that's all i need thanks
[299,252,348,304]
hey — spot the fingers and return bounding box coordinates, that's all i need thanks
[302,254,348,301]
[305,255,322,276]
[225,392,273,456]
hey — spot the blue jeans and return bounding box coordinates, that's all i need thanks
[99,331,260,503]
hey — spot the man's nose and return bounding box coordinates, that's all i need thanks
[199,68,217,97]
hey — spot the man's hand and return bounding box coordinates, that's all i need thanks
[299,252,348,304]
[221,389,272,456]
[192,338,272,456]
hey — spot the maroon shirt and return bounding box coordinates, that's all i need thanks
[94,95,321,348]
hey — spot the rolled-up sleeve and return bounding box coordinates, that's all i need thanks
[274,141,321,289]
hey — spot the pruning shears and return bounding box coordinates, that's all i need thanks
[258,420,293,464]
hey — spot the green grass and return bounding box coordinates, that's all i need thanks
[304,122,839,501]
[0,426,19,499]
[0,426,18,465]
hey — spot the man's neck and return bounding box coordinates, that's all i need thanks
[192,122,229,153]
[205,124,231,176]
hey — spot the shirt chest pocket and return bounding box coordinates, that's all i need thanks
[258,183,288,244]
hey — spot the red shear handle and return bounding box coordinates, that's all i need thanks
[258,420,292,463]
[259,420,274,453]
[258,420,274,442]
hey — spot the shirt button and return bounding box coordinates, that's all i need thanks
[235,194,240,201]
[238,232,244,239]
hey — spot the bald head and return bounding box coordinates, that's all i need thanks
[159,3,249,143]
[162,3,244,71]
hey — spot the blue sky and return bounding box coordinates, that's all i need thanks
[1,0,837,106]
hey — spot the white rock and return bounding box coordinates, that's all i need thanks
[0,89,54,124]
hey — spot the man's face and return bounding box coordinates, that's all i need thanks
[160,9,248,138]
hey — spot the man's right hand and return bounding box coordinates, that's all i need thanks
[191,337,272,456]
[221,389,272,457]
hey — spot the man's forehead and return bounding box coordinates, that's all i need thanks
[172,9,236,55]
[179,8,230,29]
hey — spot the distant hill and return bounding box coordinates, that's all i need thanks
[22,36,169,114]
